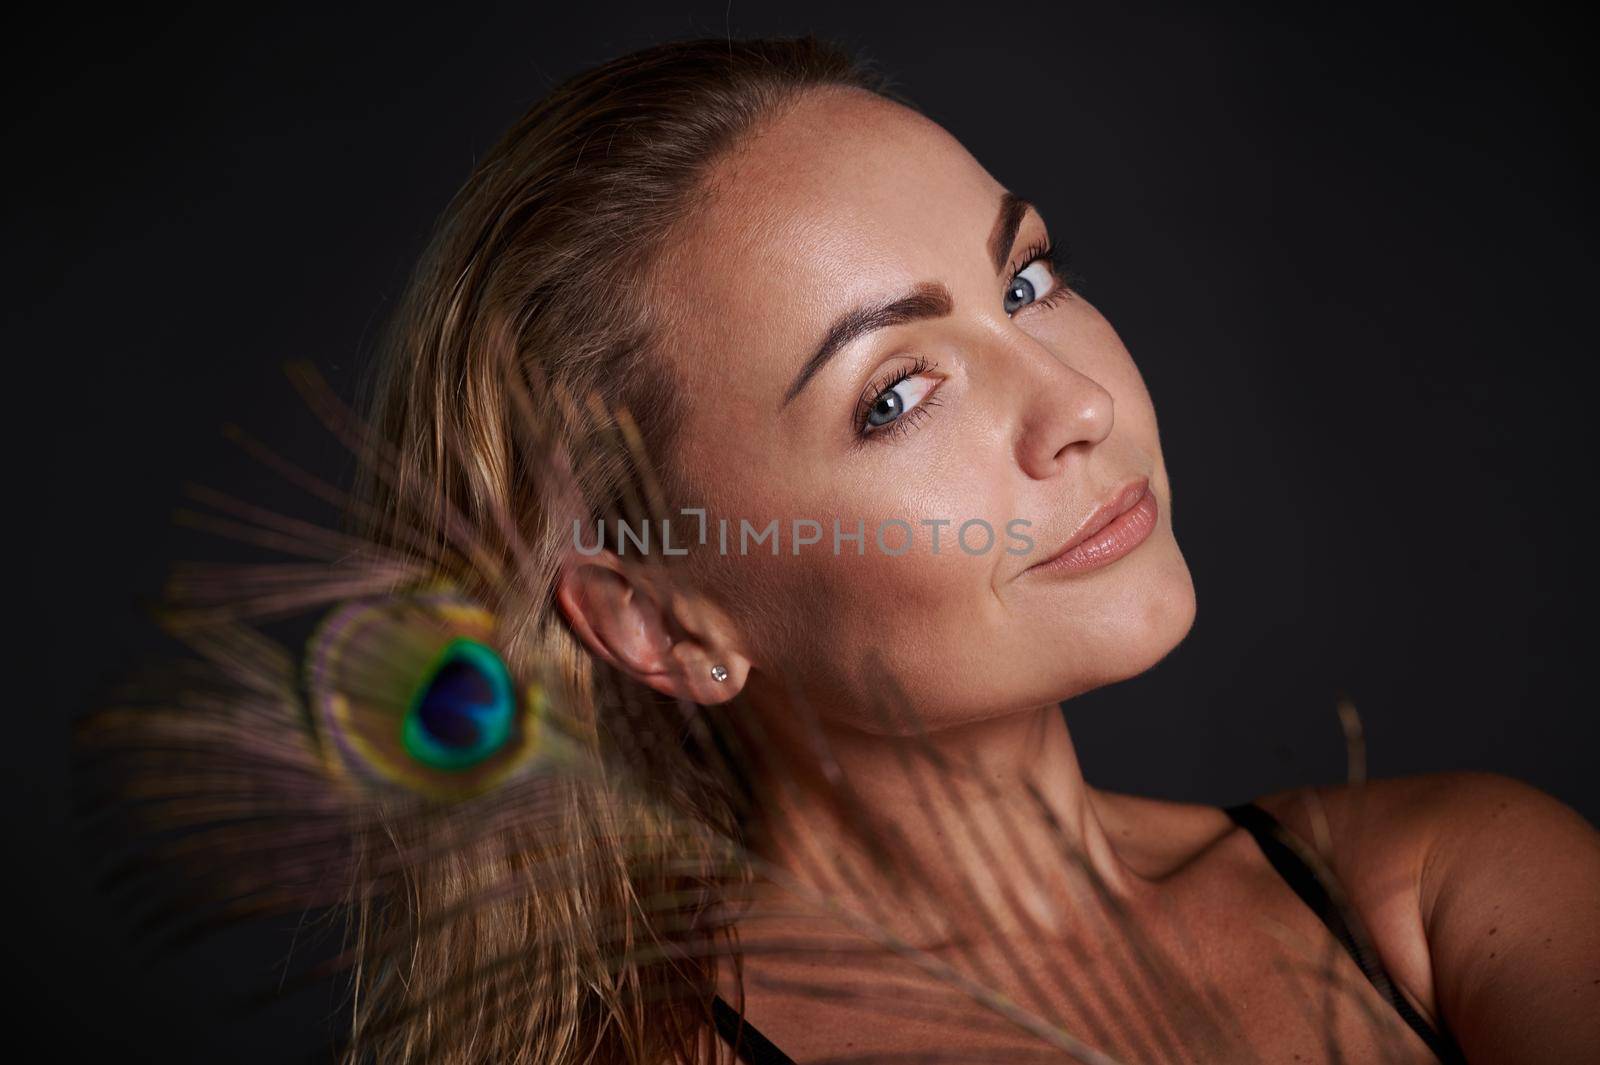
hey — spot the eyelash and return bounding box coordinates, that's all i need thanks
[852,241,1075,443]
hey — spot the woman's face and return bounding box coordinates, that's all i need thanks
[646,87,1195,732]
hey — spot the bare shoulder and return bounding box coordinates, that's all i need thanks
[1252,771,1600,907]
[1258,772,1600,1064]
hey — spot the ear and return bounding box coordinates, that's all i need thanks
[553,551,750,706]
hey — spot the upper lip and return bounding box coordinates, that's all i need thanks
[1025,477,1151,572]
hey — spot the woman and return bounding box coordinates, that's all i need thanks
[86,33,1597,1065]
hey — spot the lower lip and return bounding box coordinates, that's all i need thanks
[1029,486,1160,576]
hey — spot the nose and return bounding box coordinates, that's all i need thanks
[1008,336,1115,480]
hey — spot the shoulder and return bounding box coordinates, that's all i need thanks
[1258,772,1600,1063]
[1253,771,1599,900]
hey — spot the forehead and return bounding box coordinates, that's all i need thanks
[649,88,1004,412]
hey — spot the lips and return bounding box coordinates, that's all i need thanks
[1024,477,1158,577]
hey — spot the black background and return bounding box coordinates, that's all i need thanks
[7,2,1594,1059]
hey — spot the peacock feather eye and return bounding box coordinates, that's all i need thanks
[402,638,515,771]
[306,592,550,800]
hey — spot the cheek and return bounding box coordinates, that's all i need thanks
[773,550,1016,728]
[700,462,1018,721]
[1073,307,1161,444]
[1021,295,1159,426]
[729,498,1009,657]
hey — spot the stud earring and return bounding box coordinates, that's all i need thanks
[710,664,729,683]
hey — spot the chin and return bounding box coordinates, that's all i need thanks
[1122,542,1197,675]
[1138,553,1198,667]
[1055,539,1197,701]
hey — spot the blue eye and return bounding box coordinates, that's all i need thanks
[1004,259,1058,314]
[857,356,940,440]
[866,374,935,428]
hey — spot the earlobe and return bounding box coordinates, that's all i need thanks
[664,647,748,707]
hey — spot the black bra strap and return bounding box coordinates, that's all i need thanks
[1224,802,1467,1064]
[712,993,797,1065]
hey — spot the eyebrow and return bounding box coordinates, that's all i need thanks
[781,189,1035,409]
[989,190,1033,276]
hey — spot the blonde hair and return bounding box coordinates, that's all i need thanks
[346,35,906,1064]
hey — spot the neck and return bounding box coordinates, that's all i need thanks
[739,699,1135,951]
